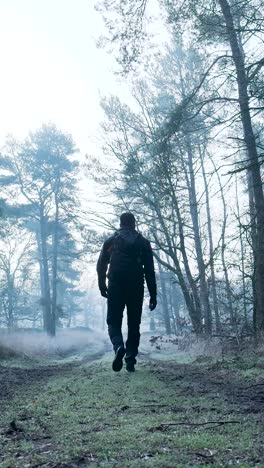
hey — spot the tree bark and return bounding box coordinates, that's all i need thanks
[185,138,212,335]
[169,282,181,334]
[200,149,221,332]
[39,205,53,336]
[36,231,46,328]
[7,270,14,332]
[51,191,59,336]
[247,169,258,331]
[209,152,235,325]
[235,170,248,325]
[157,261,171,334]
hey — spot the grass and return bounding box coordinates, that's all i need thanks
[0,352,263,467]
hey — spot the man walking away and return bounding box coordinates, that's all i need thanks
[97,212,157,372]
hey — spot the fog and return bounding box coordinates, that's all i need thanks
[0,0,263,350]
[0,328,107,359]
[1,2,263,465]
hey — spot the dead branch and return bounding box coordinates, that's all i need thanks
[149,420,241,431]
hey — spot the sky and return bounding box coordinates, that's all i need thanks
[0,0,126,156]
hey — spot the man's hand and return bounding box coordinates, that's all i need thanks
[100,287,108,298]
[149,297,157,311]
[99,280,108,298]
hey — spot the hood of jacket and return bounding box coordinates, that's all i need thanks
[117,227,139,245]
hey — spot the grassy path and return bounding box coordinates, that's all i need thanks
[0,353,263,467]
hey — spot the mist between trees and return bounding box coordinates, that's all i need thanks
[0,0,264,341]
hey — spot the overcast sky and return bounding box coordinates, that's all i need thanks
[0,0,126,155]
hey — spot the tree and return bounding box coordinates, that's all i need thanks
[4,124,79,336]
[0,221,36,330]
[98,92,204,335]
[97,0,264,336]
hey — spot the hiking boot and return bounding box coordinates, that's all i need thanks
[112,346,126,372]
[126,362,135,372]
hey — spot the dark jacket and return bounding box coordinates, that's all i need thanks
[96,227,157,299]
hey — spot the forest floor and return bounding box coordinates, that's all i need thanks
[0,338,264,467]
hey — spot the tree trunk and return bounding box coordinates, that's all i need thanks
[39,206,53,336]
[200,148,221,332]
[209,152,235,325]
[149,314,156,332]
[36,231,45,328]
[235,170,248,325]
[247,170,258,331]
[185,138,212,335]
[177,71,211,335]
[170,282,181,334]
[155,168,203,333]
[157,261,171,334]
[7,270,14,332]
[152,211,203,335]
[219,0,264,334]
[165,259,180,334]
[51,192,59,336]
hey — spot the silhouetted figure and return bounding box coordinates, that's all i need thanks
[97,212,157,372]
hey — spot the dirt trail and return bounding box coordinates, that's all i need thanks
[0,351,263,467]
[1,350,263,413]
[148,360,264,417]
[0,348,107,402]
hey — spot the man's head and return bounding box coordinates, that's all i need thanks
[120,212,136,229]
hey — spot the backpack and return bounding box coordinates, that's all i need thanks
[109,231,144,274]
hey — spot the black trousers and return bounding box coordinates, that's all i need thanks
[107,279,144,364]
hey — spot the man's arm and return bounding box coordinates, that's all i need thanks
[143,240,157,310]
[96,238,112,297]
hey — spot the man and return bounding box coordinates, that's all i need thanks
[97,212,157,372]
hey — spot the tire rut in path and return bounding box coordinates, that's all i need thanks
[0,348,107,402]
[146,360,264,416]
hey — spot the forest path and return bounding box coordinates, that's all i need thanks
[0,346,108,402]
[0,351,263,467]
